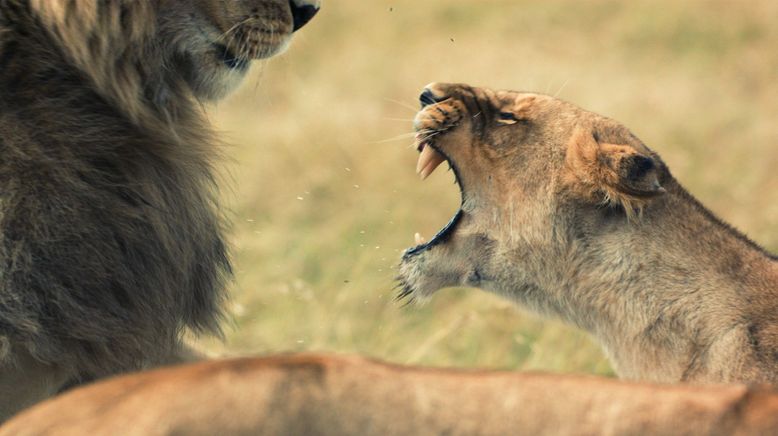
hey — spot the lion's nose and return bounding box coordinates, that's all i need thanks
[419,87,445,108]
[290,0,320,32]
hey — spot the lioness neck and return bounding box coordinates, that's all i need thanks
[563,178,778,383]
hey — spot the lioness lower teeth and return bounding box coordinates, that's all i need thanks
[414,232,426,245]
[416,143,446,180]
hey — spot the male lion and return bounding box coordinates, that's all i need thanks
[399,83,778,384]
[0,0,319,421]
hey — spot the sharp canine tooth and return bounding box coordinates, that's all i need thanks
[416,145,446,180]
[415,143,429,174]
[414,233,426,245]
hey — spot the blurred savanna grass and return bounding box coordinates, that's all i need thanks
[199,0,778,376]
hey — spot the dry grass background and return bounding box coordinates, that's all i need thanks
[198,0,778,376]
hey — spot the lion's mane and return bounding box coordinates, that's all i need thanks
[0,0,230,377]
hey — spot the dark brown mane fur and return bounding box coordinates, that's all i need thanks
[0,0,230,377]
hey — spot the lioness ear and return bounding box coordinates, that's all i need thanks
[565,128,665,217]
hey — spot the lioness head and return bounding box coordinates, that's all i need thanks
[398,83,667,304]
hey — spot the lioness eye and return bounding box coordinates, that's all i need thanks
[497,112,518,124]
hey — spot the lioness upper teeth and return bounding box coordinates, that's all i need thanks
[416,143,446,180]
[414,232,426,245]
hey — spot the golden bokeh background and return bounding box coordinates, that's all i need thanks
[200,0,777,376]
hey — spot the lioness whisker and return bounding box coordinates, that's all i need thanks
[384,98,419,113]
[383,117,418,122]
[371,130,431,144]
[370,134,416,144]
[553,78,571,98]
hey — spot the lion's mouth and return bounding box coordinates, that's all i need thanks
[212,25,292,69]
[402,132,464,259]
[212,44,250,70]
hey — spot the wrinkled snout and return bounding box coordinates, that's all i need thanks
[419,83,453,108]
[418,82,477,108]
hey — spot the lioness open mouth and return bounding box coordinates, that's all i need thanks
[403,107,464,258]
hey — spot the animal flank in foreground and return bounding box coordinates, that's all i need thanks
[3,353,778,436]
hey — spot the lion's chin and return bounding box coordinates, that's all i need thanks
[212,44,251,70]
[214,35,292,68]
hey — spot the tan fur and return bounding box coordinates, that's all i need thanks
[399,83,778,383]
[2,353,778,435]
[0,0,318,422]
[564,128,665,220]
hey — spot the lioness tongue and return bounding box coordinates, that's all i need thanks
[416,144,446,180]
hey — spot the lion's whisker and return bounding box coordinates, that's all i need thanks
[214,17,251,43]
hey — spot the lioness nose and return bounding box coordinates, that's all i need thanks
[419,88,441,109]
[290,0,320,32]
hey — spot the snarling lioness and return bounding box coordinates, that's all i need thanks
[399,83,778,384]
[0,0,318,420]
